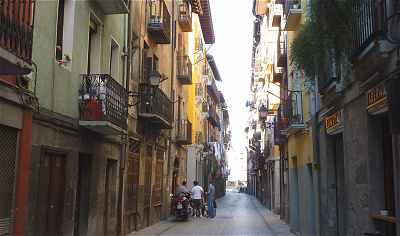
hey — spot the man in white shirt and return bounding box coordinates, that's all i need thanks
[191,181,204,217]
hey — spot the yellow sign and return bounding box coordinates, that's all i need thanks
[325,111,342,134]
[367,83,387,114]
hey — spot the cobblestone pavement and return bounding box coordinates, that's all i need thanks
[129,191,294,236]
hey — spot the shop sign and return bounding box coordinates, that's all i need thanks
[367,83,388,115]
[325,110,343,135]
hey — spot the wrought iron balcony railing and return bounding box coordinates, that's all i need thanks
[178,0,192,32]
[284,0,302,31]
[207,104,220,128]
[273,66,284,83]
[138,83,173,129]
[352,0,386,57]
[271,3,283,27]
[148,0,171,44]
[287,91,304,131]
[277,90,305,135]
[0,0,35,74]
[277,34,287,67]
[177,55,192,85]
[79,74,128,133]
[94,0,128,14]
[176,119,192,145]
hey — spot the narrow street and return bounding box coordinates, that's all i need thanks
[130,191,293,236]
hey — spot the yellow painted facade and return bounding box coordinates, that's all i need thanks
[287,0,314,169]
[188,16,206,145]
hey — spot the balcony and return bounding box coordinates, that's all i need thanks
[178,0,192,32]
[253,0,271,16]
[286,91,305,134]
[177,55,192,85]
[207,104,220,128]
[273,66,284,83]
[94,0,128,14]
[277,105,288,136]
[148,0,171,44]
[284,0,302,31]
[207,79,219,102]
[277,35,287,67]
[0,0,35,74]
[138,83,173,129]
[79,74,128,135]
[271,3,283,28]
[352,0,386,57]
[176,119,192,145]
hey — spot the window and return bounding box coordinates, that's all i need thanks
[56,0,66,60]
[109,39,119,79]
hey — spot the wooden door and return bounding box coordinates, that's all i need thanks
[74,155,92,236]
[124,141,140,233]
[35,153,66,236]
[152,150,164,206]
[143,145,153,227]
[104,159,118,236]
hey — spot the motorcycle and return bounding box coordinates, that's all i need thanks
[172,192,191,221]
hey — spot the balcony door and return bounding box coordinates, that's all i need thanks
[87,17,101,74]
[109,39,119,79]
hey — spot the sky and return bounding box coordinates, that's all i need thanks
[209,0,254,181]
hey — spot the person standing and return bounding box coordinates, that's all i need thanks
[191,181,204,217]
[207,181,216,218]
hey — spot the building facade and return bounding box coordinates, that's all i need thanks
[0,0,229,235]
[247,0,282,216]
[249,0,400,236]
[315,0,400,235]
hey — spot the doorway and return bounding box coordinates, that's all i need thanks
[333,134,345,235]
[35,152,66,236]
[74,154,92,236]
[143,145,153,227]
[124,141,140,234]
[104,159,118,235]
[381,116,396,235]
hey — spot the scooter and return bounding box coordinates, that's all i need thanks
[173,192,191,221]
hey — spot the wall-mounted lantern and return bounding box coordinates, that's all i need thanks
[128,71,168,107]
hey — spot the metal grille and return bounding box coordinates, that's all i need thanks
[138,83,173,125]
[79,74,128,129]
[0,125,18,236]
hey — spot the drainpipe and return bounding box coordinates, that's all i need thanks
[312,72,321,236]
[117,8,130,236]
[166,0,175,218]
